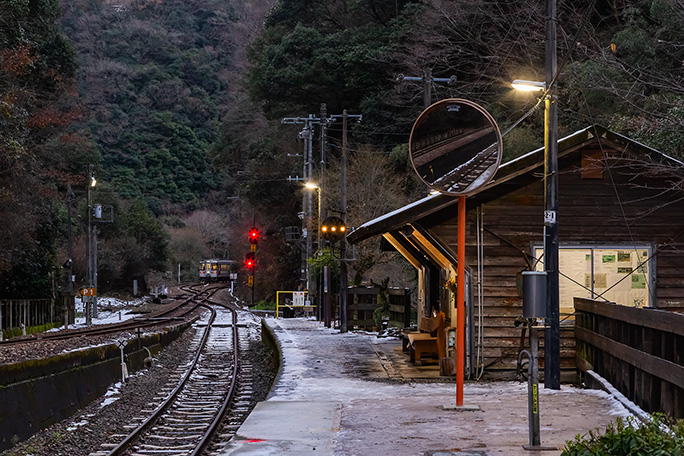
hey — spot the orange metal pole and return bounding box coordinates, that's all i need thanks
[457,195,466,406]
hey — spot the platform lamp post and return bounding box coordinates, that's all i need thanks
[86,164,97,326]
[305,182,322,318]
[512,78,560,390]
[304,182,322,253]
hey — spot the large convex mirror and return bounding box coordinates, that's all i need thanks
[409,99,502,195]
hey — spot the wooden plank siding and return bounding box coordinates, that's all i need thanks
[348,128,684,381]
[423,145,684,379]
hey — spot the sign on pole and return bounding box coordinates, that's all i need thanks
[293,291,306,307]
[81,287,97,297]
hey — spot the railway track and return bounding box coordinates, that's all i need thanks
[411,125,500,194]
[89,298,247,456]
[0,284,222,346]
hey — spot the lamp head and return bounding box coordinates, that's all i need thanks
[304,182,319,190]
[512,79,546,92]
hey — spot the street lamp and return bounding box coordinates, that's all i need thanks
[511,80,546,92]
[512,76,560,390]
[304,182,321,286]
[86,164,97,325]
[305,182,323,323]
[304,182,321,251]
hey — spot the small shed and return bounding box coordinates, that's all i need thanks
[348,125,684,380]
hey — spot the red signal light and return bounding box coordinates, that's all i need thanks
[248,227,260,244]
[244,252,256,270]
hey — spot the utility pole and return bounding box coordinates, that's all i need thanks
[327,110,362,333]
[86,164,95,325]
[92,224,98,318]
[396,69,457,110]
[306,120,313,291]
[66,187,75,296]
[283,110,361,328]
[282,114,324,292]
[340,111,349,333]
[63,187,75,327]
[544,0,561,390]
[319,103,327,236]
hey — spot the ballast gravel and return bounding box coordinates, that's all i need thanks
[2,316,277,456]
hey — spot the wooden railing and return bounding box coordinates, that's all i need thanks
[347,287,411,331]
[575,298,684,419]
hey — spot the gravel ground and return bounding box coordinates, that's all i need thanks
[0,333,137,366]
[0,299,185,366]
[1,309,278,456]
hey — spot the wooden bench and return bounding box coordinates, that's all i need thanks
[404,312,446,365]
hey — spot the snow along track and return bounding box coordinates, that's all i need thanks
[91,302,239,456]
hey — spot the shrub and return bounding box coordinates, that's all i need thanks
[254,300,276,310]
[562,414,684,456]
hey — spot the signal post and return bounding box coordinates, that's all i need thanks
[245,226,259,306]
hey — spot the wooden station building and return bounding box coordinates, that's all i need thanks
[348,125,684,380]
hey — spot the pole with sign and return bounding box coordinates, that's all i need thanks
[115,339,128,383]
[81,287,96,297]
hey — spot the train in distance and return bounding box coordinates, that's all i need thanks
[199,259,236,282]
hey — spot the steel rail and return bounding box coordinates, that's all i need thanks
[191,301,239,455]
[105,302,218,456]
[105,296,240,456]
[0,284,224,345]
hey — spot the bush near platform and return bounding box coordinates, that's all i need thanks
[562,414,684,456]
[254,300,276,310]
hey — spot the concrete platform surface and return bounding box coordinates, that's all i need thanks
[219,318,632,456]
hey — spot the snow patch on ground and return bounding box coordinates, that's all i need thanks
[100,381,123,408]
[45,296,147,333]
[73,296,146,327]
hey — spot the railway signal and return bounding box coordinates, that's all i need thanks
[248,227,259,252]
[245,251,255,291]
[321,216,346,242]
[246,224,259,304]
[244,252,255,270]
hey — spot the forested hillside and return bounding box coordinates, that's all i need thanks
[1,0,682,300]
[1,0,82,296]
[59,0,237,208]
[246,0,684,158]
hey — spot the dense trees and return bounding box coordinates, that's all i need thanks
[247,0,425,135]
[2,0,681,298]
[248,0,684,159]
[0,0,83,297]
[242,0,684,287]
[561,0,684,157]
[59,0,235,209]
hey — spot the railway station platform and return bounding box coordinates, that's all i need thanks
[219,318,632,456]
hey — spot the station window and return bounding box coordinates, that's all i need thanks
[533,245,653,320]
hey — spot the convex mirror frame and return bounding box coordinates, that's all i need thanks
[409,98,502,196]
